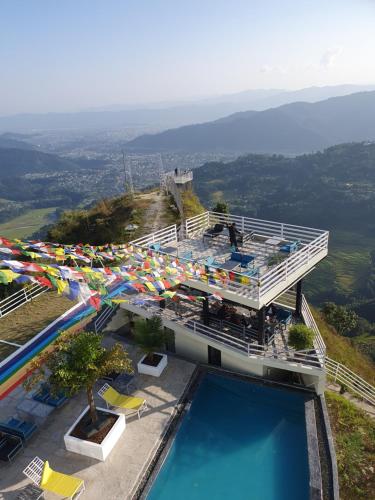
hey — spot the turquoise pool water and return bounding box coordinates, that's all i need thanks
[147,373,310,500]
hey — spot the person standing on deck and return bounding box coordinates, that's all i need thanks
[228,223,238,251]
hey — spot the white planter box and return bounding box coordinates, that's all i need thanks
[64,406,125,461]
[137,353,168,377]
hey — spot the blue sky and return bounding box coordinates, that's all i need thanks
[1,0,375,114]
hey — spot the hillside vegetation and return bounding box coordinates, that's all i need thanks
[181,188,205,218]
[325,391,375,500]
[194,143,375,354]
[48,193,152,245]
[312,307,374,384]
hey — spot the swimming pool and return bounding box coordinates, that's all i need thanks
[147,373,310,500]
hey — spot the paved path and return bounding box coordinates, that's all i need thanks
[327,382,375,418]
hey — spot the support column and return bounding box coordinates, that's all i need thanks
[295,279,303,317]
[202,292,210,326]
[258,307,266,345]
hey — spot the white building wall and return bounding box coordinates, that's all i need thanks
[175,331,208,363]
[221,351,265,377]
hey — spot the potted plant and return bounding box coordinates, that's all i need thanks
[288,324,315,351]
[25,330,133,461]
[134,315,168,377]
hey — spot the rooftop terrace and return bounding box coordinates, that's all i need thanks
[131,211,329,310]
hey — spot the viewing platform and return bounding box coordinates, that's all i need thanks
[130,211,329,310]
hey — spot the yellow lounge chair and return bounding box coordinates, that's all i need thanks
[23,456,85,499]
[98,383,148,419]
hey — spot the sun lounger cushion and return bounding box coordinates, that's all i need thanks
[41,461,83,498]
[102,386,145,410]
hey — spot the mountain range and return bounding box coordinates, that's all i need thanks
[126,91,375,154]
[0,84,374,132]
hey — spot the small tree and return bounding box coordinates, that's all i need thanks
[25,331,133,424]
[134,315,165,363]
[323,302,358,335]
[212,201,229,214]
[288,324,315,350]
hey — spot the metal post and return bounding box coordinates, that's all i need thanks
[257,307,266,345]
[202,292,210,326]
[295,279,303,317]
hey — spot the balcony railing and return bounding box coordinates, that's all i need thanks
[125,299,325,370]
[131,212,329,306]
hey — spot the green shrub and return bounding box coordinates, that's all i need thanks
[288,324,315,350]
[134,315,166,363]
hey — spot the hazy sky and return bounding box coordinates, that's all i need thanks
[1,0,375,115]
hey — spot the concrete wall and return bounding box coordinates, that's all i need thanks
[175,331,208,363]
[221,351,265,377]
[301,372,326,395]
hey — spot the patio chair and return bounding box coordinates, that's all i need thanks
[149,242,161,252]
[33,385,68,408]
[0,417,38,441]
[242,267,259,278]
[23,456,85,500]
[203,223,224,241]
[0,432,23,462]
[279,240,301,253]
[202,256,221,268]
[98,383,148,419]
[275,308,292,328]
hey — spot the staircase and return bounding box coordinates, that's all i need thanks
[325,356,375,406]
[87,304,119,334]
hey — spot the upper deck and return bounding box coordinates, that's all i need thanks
[131,211,329,310]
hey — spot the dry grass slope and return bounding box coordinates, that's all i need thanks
[312,306,375,385]
[326,391,375,500]
[0,291,75,360]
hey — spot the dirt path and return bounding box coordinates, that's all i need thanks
[327,382,375,418]
[138,191,173,234]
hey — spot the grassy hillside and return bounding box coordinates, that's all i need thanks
[312,307,375,384]
[325,391,375,500]
[181,188,205,218]
[0,207,57,239]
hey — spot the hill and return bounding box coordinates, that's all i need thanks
[126,91,375,154]
[192,142,375,355]
[0,147,81,177]
[47,190,181,246]
[0,133,34,150]
[1,85,374,132]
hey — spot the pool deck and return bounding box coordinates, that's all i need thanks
[0,339,196,500]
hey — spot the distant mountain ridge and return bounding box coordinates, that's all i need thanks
[1,84,374,132]
[126,91,375,154]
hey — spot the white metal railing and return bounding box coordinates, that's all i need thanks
[135,211,329,304]
[325,357,375,406]
[0,284,48,319]
[94,304,119,333]
[301,295,326,358]
[130,224,177,248]
[126,299,324,370]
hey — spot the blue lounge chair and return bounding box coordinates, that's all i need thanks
[203,256,221,268]
[280,240,301,253]
[149,243,161,252]
[0,418,38,441]
[242,267,259,278]
[179,250,193,260]
[33,386,68,408]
